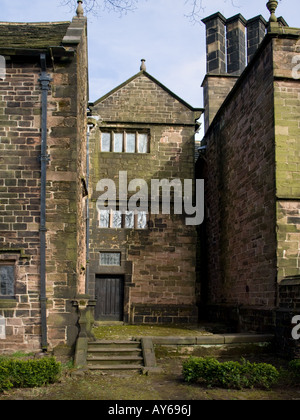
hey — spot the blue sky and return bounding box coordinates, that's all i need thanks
[1,0,299,132]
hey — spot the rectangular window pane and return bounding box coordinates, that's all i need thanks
[126,133,136,153]
[125,211,134,228]
[112,211,122,228]
[100,253,121,266]
[100,210,110,228]
[114,133,123,153]
[137,211,147,229]
[0,266,14,296]
[101,133,111,152]
[138,133,148,153]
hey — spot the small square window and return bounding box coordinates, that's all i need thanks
[126,133,136,153]
[137,211,147,229]
[100,252,121,266]
[101,133,111,152]
[99,209,110,228]
[114,133,123,152]
[0,265,15,297]
[112,211,122,228]
[138,133,148,153]
[125,211,135,229]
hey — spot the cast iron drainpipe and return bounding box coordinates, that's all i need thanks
[85,124,92,294]
[39,53,51,352]
[86,116,98,293]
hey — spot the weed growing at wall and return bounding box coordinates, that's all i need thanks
[0,357,61,392]
[182,357,280,390]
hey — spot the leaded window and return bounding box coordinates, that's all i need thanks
[0,265,15,297]
[100,130,149,154]
[99,209,148,229]
[100,252,121,266]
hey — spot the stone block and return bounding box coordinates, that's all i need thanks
[223,334,274,344]
[151,337,197,345]
[196,335,225,345]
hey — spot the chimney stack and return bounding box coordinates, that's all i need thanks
[201,10,277,133]
[226,14,247,75]
[202,13,227,75]
[247,16,267,63]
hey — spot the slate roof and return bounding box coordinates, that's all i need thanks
[0,21,70,49]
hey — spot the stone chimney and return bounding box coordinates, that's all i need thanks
[226,14,247,75]
[201,2,290,133]
[202,13,239,132]
[202,13,227,74]
[202,11,267,132]
[247,16,267,63]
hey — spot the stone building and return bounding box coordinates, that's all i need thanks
[197,3,300,357]
[0,0,299,359]
[87,66,203,324]
[0,5,89,353]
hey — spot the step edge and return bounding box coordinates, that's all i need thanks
[87,356,144,361]
[87,364,143,370]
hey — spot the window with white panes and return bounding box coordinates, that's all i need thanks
[99,209,148,229]
[100,252,121,266]
[100,130,149,154]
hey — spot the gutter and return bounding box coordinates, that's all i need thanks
[39,53,51,352]
[85,115,99,294]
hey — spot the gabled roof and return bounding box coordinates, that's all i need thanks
[92,70,203,113]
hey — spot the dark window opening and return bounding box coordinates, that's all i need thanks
[0,265,15,297]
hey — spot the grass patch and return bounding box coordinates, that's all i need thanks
[92,324,211,340]
[0,356,299,400]
[0,351,35,360]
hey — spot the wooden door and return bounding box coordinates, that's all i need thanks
[95,276,124,321]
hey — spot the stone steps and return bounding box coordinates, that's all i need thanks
[86,339,144,371]
[87,355,144,364]
[76,333,275,372]
[88,364,143,371]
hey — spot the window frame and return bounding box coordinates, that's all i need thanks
[0,262,16,299]
[98,208,148,230]
[100,252,122,267]
[100,129,150,154]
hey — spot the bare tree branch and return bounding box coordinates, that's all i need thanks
[184,0,206,24]
[104,0,139,14]
[60,0,139,17]
[60,0,250,21]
